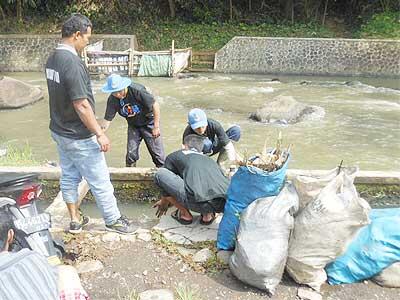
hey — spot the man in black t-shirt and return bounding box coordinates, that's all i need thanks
[102,74,165,167]
[46,14,134,235]
[153,134,229,225]
[182,108,241,165]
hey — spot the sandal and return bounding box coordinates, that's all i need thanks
[200,213,216,226]
[171,209,193,225]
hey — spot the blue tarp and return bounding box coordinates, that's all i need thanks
[217,156,290,250]
[326,208,400,285]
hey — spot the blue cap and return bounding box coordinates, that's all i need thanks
[101,74,132,93]
[188,108,207,130]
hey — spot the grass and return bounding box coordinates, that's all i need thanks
[117,287,139,300]
[0,142,39,167]
[176,284,203,300]
[152,230,228,274]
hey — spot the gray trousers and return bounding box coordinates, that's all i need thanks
[127,124,165,167]
[154,168,225,215]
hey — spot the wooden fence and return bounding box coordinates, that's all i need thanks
[190,51,216,71]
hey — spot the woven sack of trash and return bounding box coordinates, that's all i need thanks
[293,166,357,211]
[217,154,290,250]
[286,172,370,291]
[229,183,299,295]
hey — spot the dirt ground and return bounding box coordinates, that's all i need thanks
[65,231,399,300]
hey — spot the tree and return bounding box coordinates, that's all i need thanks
[168,0,175,18]
[6,0,37,22]
[0,4,5,20]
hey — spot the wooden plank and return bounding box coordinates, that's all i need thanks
[87,63,129,67]
[193,51,216,55]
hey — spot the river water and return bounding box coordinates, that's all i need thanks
[0,72,399,171]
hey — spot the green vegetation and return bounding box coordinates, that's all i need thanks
[175,284,202,300]
[135,21,337,51]
[0,142,39,166]
[0,1,398,51]
[357,11,400,39]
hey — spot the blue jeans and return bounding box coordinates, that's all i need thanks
[51,131,121,225]
[203,125,241,155]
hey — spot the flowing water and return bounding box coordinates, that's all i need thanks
[0,72,399,171]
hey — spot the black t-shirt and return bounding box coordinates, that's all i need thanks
[164,149,229,203]
[46,46,95,139]
[182,118,230,147]
[104,83,155,127]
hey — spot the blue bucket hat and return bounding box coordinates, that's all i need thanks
[188,108,207,130]
[101,74,132,93]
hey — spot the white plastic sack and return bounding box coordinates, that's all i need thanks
[229,183,299,295]
[293,167,358,210]
[373,262,400,288]
[286,172,370,291]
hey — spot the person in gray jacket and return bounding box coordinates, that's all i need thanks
[0,209,89,300]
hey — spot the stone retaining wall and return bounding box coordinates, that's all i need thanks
[214,37,400,77]
[1,167,398,205]
[0,34,137,72]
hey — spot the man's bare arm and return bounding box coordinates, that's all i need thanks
[152,102,161,138]
[73,99,110,152]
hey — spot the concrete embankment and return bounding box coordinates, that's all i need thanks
[0,166,398,205]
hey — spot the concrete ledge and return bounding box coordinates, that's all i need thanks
[0,166,398,185]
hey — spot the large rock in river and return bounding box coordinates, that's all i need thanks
[249,95,325,124]
[0,76,43,109]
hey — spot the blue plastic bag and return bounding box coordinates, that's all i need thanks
[326,208,400,285]
[217,155,290,250]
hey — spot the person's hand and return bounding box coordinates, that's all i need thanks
[152,199,170,218]
[97,133,110,152]
[152,127,160,138]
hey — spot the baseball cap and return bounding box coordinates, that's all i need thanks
[188,108,207,130]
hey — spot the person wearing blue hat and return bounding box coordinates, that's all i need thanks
[101,74,165,167]
[183,108,241,165]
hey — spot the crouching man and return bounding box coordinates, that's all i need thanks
[153,134,229,225]
[0,209,90,300]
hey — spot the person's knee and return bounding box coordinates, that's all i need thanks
[61,190,79,204]
[202,138,213,154]
[226,125,241,142]
[154,168,170,186]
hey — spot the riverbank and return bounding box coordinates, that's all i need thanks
[58,219,400,300]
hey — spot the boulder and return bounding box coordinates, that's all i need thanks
[249,95,325,124]
[0,76,43,109]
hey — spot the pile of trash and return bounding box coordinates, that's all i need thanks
[217,150,400,295]
[238,132,290,172]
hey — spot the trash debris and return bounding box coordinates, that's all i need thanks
[286,172,370,291]
[229,183,299,295]
[239,132,290,172]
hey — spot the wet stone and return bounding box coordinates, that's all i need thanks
[76,260,104,274]
[193,248,213,263]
